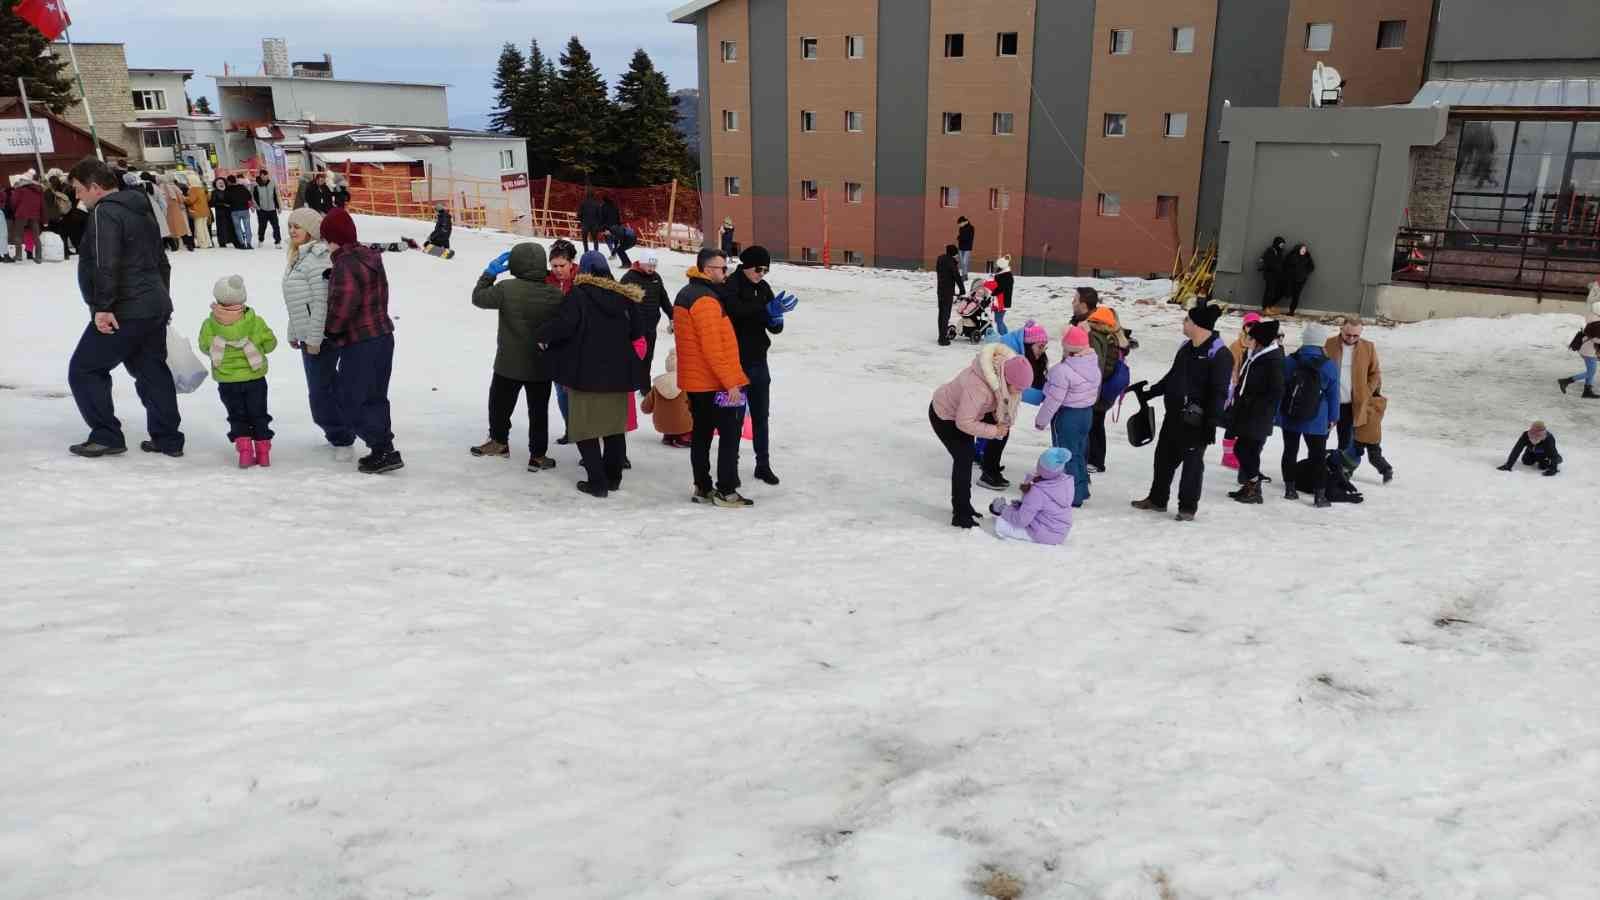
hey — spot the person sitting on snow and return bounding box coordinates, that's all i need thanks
[988,447,1075,545]
[425,205,452,251]
[1497,421,1561,476]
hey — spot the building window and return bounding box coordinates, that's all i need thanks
[992,112,1014,136]
[989,188,1010,211]
[942,112,963,134]
[801,179,818,201]
[846,35,865,59]
[1104,113,1128,137]
[944,34,965,58]
[131,89,167,112]
[801,37,818,60]
[722,110,739,131]
[801,247,819,262]
[1306,23,1333,52]
[1172,26,1195,54]
[939,186,959,208]
[499,149,515,170]
[724,176,741,196]
[720,41,738,62]
[1092,268,1121,278]
[845,110,864,132]
[800,110,816,132]
[1110,29,1133,55]
[996,32,1019,57]
[1098,192,1121,217]
[845,181,863,203]
[1377,20,1407,49]
[1164,112,1188,138]
[843,250,861,265]
[1156,195,1178,219]
[141,129,177,148]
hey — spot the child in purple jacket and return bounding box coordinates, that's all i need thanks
[1035,326,1102,506]
[989,447,1075,545]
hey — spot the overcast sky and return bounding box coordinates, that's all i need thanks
[63,0,698,128]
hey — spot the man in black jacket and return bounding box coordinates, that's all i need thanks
[65,158,184,458]
[1259,236,1286,312]
[578,192,603,252]
[936,244,965,345]
[224,176,254,249]
[725,245,785,485]
[956,216,975,277]
[1130,303,1232,521]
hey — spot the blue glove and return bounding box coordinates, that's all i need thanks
[484,251,511,277]
[1020,387,1044,406]
[774,291,799,313]
[766,296,785,321]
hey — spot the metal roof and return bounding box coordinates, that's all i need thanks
[311,150,420,165]
[1408,78,1600,109]
[668,0,721,23]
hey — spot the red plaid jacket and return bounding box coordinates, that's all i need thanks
[326,244,394,347]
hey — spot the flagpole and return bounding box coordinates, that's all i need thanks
[58,8,104,161]
[15,78,48,178]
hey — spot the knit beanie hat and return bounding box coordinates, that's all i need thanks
[1242,311,1263,327]
[994,255,1012,273]
[1022,320,1048,345]
[1038,446,1072,474]
[320,207,358,245]
[1062,325,1090,349]
[1002,355,1034,390]
[287,207,323,240]
[1187,303,1221,331]
[640,248,659,266]
[213,274,248,306]
[1248,320,1281,346]
[740,245,772,269]
[1301,322,1332,346]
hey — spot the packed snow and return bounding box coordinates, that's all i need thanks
[2,214,1598,899]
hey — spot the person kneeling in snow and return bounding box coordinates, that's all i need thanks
[988,447,1075,545]
[1497,421,1562,476]
[200,275,278,468]
[641,349,693,448]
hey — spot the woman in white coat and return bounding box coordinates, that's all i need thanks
[281,207,356,456]
[1559,282,1600,400]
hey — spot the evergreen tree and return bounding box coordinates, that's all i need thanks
[193,96,214,115]
[514,39,550,175]
[550,36,610,179]
[0,0,77,113]
[607,49,695,187]
[488,42,525,134]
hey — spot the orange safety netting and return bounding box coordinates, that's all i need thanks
[532,178,703,250]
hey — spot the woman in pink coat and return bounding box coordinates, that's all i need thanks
[930,342,1034,529]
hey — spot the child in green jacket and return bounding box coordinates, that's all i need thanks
[199,275,278,467]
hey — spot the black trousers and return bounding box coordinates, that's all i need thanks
[689,391,744,493]
[1282,431,1328,493]
[1088,403,1109,468]
[1287,279,1307,314]
[980,416,1008,479]
[257,209,282,245]
[335,334,395,454]
[67,317,183,452]
[487,372,552,456]
[937,293,954,340]
[930,405,975,517]
[581,228,603,252]
[218,378,274,441]
[745,362,771,467]
[641,331,661,386]
[1147,418,1207,511]
[1234,435,1265,484]
[576,434,626,494]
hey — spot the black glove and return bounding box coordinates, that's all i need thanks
[1496,462,1514,471]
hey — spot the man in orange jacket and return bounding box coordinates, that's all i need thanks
[673,247,752,507]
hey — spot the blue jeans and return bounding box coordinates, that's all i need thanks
[1050,405,1093,506]
[231,210,253,248]
[745,362,771,466]
[335,334,395,453]
[556,384,569,429]
[1572,356,1597,385]
[994,311,1008,335]
[302,346,354,446]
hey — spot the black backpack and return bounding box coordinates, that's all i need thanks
[1280,356,1324,421]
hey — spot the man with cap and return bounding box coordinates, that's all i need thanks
[322,206,403,474]
[936,244,966,345]
[1130,303,1234,521]
[1226,318,1285,504]
[1277,322,1341,507]
[725,245,797,486]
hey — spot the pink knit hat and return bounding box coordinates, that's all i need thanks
[1062,325,1090,349]
[1002,355,1034,390]
[1243,312,1263,327]
[1021,320,1048,345]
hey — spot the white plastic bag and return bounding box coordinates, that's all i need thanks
[38,231,65,262]
[166,325,209,394]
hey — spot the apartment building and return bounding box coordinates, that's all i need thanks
[673,0,1433,275]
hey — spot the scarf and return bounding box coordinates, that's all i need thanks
[211,302,245,325]
[209,335,266,372]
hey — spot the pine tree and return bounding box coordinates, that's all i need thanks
[193,96,214,115]
[514,39,550,174]
[607,49,695,187]
[488,42,525,134]
[550,36,611,180]
[0,0,77,113]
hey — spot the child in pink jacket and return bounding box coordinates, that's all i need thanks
[989,447,1074,544]
[930,343,1034,528]
[1034,326,1101,506]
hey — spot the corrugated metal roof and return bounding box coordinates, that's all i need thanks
[311,150,419,165]
[1408,78,1600,109]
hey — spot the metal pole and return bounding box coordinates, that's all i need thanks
[665,178,678,251]
[61,23,105,161]
[15,79,48,177]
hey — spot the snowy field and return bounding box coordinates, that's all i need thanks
[2,214,1598,899]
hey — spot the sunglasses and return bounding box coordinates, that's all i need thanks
[748,266,769,274]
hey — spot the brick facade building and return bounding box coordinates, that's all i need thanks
[47,43,143,165]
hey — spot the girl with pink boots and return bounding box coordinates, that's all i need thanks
[199,275,278,467]
[988,447,1075,545]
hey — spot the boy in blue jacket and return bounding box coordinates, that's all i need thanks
[1278,323,1341,506]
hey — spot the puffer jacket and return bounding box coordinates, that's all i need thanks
[472,242,565,382]
[1276,346,1340,436]
[620,265,674,333]
[538,273,645,393]
[1035,352,1103,428]
[1000,464,1074,545]
[282,241,333,346]
[725,265,783,371]
[930,342,1022,439]
[77,188,172,319]
[1230,345,1285,441]
[197,307,278,382]
[672,270,748,393]
[9,181,44,221]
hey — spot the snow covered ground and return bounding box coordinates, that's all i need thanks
[2,215,1598,899]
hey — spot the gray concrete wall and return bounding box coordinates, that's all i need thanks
[1212,106,1448,316]
[747,0,788,259]
[1018,0,1095,276]
[250,79,449,128]
[697,15,715,244]
[1375,283,1597,322]
[872,0,930,270]
[1194,0,1289,253]
[1431,0,1600,65]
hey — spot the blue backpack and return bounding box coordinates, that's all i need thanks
[1100,357,1131,405]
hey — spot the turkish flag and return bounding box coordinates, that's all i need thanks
[13,0,72,41]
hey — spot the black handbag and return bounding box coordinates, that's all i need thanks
[1126,391,1157,447]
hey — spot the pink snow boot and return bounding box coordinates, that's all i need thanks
[235,436,257,468]
[254,439,272,467]
[1221,437,1240,470]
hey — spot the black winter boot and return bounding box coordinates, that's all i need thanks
[1584,386,1600,399]
[1284,481,1299,501]
[1313,490,1332,508]
[1558,376,1575,394]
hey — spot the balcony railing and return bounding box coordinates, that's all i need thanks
[1393,227,1599,300]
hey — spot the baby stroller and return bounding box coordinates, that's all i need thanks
[950,284,994,344]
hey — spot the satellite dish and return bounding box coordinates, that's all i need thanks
[1311,62,1344,108]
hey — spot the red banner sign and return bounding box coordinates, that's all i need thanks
[500,172,529,192]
